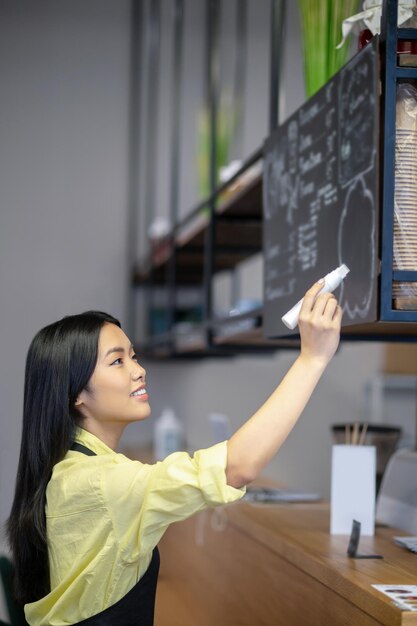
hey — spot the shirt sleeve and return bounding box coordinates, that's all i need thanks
[102,441,246,563]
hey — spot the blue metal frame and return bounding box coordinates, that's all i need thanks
[380,0,417,322]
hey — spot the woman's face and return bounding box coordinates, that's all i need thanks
[76,323,150,425]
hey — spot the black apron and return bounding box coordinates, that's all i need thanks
[70,442,160,626]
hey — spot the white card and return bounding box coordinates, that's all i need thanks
[330,445,376,535]
[373,585,417,611]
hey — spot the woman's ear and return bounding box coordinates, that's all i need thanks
[74,393,87,421]
[75,389,87,408]
[74,387,93,420]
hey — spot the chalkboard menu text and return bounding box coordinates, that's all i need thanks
[263,38,379,337]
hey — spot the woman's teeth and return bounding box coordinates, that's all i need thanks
[131,389,146,397]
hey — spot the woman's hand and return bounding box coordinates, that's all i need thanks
[298,280,343,368]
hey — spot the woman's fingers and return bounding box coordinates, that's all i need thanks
[312,293,338,319]
[300,280,341,322]
[301,280,325,314]
[300,294,339,328]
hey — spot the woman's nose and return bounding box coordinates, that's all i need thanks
[132,360,146,381]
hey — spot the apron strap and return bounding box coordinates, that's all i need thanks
[70,442,97,456]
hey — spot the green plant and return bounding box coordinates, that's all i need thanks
[298,0,361,98]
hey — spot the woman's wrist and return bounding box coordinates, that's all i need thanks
[297,351,330,375]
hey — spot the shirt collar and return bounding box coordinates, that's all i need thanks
[73,427,115,456]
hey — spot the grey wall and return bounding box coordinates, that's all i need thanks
[0,0,132,555]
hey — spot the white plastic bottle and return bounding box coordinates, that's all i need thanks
[153,407,183,461]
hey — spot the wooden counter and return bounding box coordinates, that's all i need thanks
[155,499,417,626]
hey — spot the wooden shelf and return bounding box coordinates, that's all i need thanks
[212,321,417,349]
[133,173,263,287]
[139,310,417,360]
[341,321,417,340]
[214,327,299,349]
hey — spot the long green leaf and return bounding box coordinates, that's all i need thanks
[297,0,361,98]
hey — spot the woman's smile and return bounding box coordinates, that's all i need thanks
[130,387,149,401]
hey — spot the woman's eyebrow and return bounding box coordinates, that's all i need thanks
[104,347,125,359]
[104,344,134,359]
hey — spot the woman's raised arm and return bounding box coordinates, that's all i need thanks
[225,280,343,489]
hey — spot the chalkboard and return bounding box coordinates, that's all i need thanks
[263,38,379,338]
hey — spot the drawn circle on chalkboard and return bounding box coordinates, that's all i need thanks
[338,177,375,319]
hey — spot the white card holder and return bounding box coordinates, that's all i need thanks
[330,444,376,536]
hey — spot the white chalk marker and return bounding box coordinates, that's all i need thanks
[281,264,350,330]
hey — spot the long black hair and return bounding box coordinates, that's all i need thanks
[7,310,120,605]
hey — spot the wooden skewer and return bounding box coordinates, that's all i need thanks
[352,422,360,446]
[359,423,368,446]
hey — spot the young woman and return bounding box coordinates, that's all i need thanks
[7,280,342,625]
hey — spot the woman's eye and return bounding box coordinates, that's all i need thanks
[111,358,123,366]
[132,353,138,362]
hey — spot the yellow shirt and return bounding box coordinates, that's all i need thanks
[24,428,245,626]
